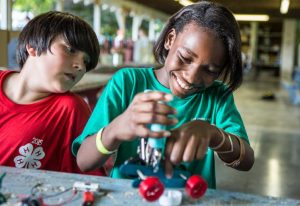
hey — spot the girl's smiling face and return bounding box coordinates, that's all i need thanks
[158,22,227,98]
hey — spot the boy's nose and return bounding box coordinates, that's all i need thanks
[73,54,86,71]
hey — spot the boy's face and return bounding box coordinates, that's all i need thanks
[161,23,226,98]
[33,36,89,93]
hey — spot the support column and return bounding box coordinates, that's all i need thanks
[250,22,258,63]
[115,7,125,31]
[132,14,143,41]
[56,0,64,11]
[148,19,155,41]
[93,0,101,39]
[0,0,12,30]
[281,19,297,82]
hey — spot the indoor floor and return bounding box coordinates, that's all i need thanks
[215,71,300,200]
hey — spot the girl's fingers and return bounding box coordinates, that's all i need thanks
[132,101,177,115]
[164,158,174,179]
[132,124,171,138]
[146,130,171,138]
[136,91,174,103]
[167,131,188,165]
[132,112,177,126]
[133,125,150,138]
[164,138,175,178]
[195,138,209,159]
[183,134,198,162]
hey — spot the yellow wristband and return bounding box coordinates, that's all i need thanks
[95,128,117,155]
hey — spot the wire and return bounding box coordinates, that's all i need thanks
[43,190,78,206]
[27,183,77,206]
[0,173,7,204]
[0,172,6,189]
[43,188,73,199]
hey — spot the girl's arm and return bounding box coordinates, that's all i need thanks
[164,121,254,177]
[210,127,254,171]
[76,120,122,172]
[76,91,177,172]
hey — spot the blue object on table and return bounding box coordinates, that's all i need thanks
[147,124,166,149]
[119,161,191,188]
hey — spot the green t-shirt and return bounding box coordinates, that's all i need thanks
[72,68,249,188]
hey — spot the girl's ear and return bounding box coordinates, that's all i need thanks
[164,28,176,50]
[26,44,37,56]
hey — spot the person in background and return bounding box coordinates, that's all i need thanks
[7,16,31,70]
[0,11,106,175]
[133,28,153,64]
[73,1,254,188]
[7,38,19,69]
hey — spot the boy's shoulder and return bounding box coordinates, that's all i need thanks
[44,92,91,118]
[0,69,11,77]
[52,92,89,109]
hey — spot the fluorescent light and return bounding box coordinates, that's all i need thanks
[234,14,270,22]
[177,0,193,6]
[175,0,269,22]
[280,0,290,14]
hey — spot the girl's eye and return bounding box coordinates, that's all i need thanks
[207,70,219,76]
[201,65,220,76]
[178,54,192,64]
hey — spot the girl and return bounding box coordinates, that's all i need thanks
[73,1,254,188]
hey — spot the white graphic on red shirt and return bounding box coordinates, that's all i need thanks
[13,143,45,169]
[32,137,43,146]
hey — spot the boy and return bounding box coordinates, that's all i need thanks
[0,11,105,175]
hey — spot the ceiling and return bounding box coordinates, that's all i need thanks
[128,0,300,21]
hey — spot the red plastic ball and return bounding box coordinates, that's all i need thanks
[185,175,208,199]
[139,176,164,202]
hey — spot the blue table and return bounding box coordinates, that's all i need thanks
[0,166,299,205]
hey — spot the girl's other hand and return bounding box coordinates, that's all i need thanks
[164,120,215,177]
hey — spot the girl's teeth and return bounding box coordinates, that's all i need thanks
[176,76,192,90]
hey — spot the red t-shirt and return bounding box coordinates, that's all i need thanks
[0,70,106,176]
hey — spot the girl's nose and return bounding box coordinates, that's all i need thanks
[183,65,203,85]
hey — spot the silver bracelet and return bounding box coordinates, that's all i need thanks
[216,133,234,154]
[210,127,225,150]
[224,136,245,168]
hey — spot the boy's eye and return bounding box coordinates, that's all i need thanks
[84,59,89,66]
[66,46,76,53]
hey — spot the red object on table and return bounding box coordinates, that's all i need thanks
[139,176,164,202]
[83,191,94,206]
[185,175,208,199]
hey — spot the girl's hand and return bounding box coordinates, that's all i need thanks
[164,120,216,177]
[109,91,177,142]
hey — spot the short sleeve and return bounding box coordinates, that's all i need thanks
[215,92,249,144]
[71,70,127,156]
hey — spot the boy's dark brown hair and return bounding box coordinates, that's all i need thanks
[17,11,100,72]
[153,1,242,91]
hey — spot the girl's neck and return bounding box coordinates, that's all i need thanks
[154,67,169,88]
